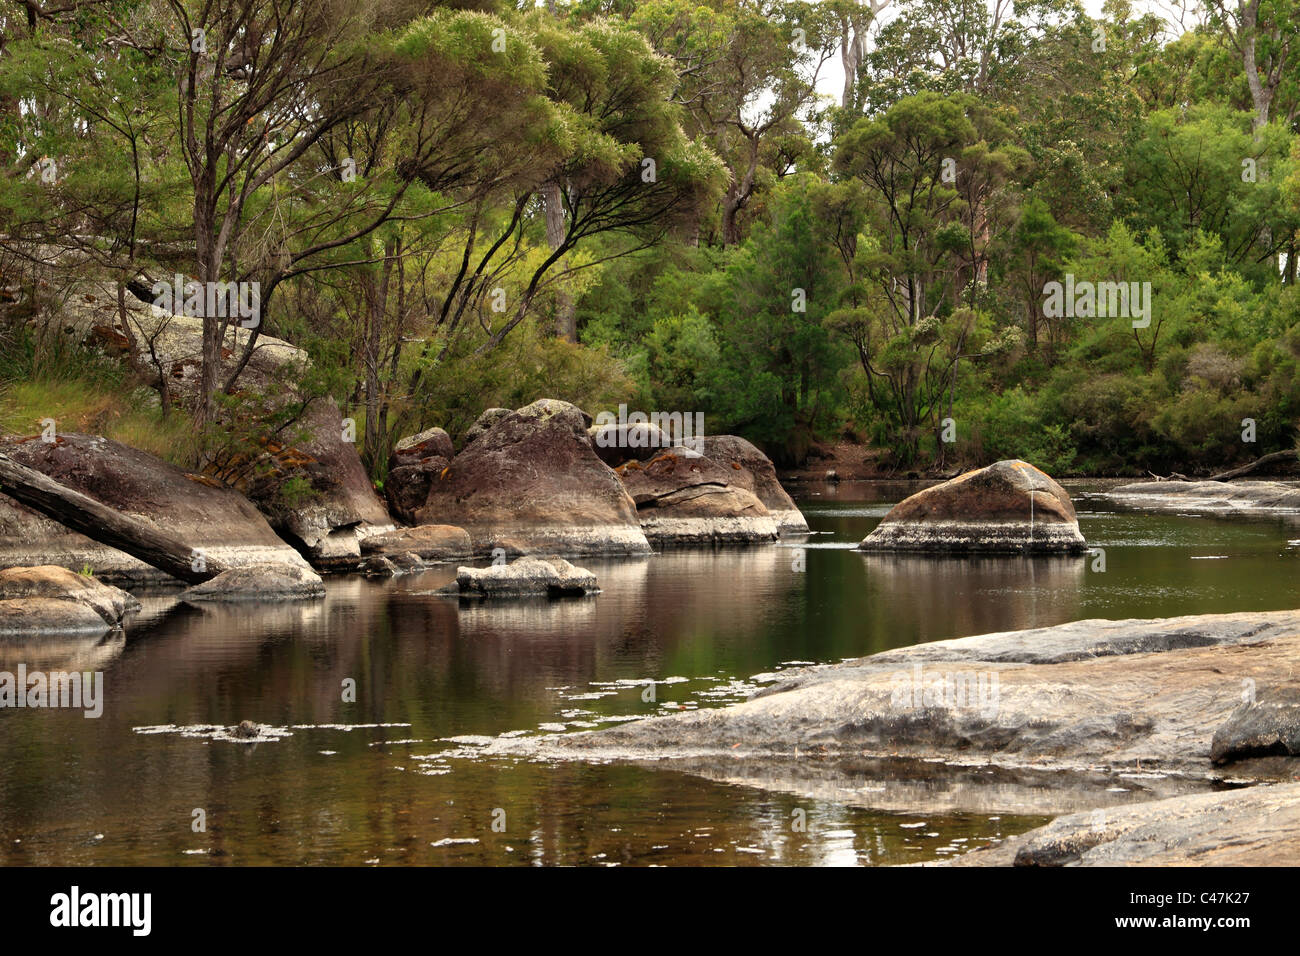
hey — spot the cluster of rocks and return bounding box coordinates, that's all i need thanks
[390,398,807,553]
[0,384,810,624]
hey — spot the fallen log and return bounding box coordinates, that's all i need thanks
[1207,450,1298,482]
[0,453,218,583]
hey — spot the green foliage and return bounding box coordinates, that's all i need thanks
[2,0,1300,481]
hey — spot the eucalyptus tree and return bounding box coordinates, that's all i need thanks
[627,0,834,245]
[831,91,987,462]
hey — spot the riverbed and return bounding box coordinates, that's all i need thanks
[2,481,1298,865]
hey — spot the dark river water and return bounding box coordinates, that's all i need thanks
[3,481,1299,866]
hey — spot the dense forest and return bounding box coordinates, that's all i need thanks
[2,0,1299,479]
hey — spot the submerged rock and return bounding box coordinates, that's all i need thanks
[0,565,140,634]
[616,448,778,545]
[453,556,598,597]
[857,459,1086,553]
[1110,479,1300,511]
[179,564,325,602]
[415,399,650,556]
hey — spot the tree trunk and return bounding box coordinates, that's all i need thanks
[0,454,219,583]
[544,181,575,342]
[1207,450,1297,481]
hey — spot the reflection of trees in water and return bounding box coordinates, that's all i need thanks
[855,554,1086,649]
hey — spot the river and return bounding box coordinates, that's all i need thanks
[2,480,1298,865]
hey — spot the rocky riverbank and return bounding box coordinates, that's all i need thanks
[0,397,810,598]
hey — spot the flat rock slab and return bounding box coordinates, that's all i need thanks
[944,782,1300,866]
[1109,480,1300,510]
[485,610,1300,814]
[858,459,1086,553]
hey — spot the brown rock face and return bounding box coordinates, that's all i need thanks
[414,399,649,556]
[274,401,391,569]
[699,435,808,535]
[385,457,450,525]
[0,434,313,582]
[858,459,1086,553]
[462,408,513,447]
[616,448,777,545]
[385,427,457,524]
[588,422,670,467]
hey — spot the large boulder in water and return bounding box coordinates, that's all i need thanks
[270,400,392,570]
[616,447,778,545]
[699,435,808,535]
[0,434,315,583]
[414,399,649,556]
[857,459,1086,553]
[360,524,472,561]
